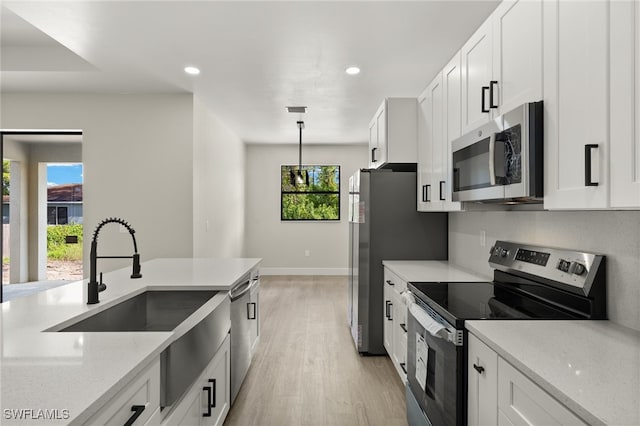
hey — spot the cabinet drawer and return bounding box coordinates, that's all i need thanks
[498,357,585,426]
[88,358,160,426]
[383,268,407,293]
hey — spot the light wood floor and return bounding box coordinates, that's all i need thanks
[224,275,407,426]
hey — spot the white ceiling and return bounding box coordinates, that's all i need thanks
[1,1,499,145]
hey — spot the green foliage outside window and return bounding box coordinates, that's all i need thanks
[281,165,340,220]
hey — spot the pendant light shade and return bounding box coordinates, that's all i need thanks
[290,120,309,186]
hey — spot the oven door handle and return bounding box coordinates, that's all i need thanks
[409,303,461,345]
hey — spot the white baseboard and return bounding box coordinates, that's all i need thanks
[260,267,348,276]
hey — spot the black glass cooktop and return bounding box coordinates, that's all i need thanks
[408,280,580,328]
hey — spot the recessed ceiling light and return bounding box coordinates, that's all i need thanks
[184,66,200,75]
[345,66,361,75]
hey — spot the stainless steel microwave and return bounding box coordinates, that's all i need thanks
[451,101,543,203]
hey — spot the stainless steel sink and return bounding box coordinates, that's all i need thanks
[58,290,218,332]
[55,289,231,408]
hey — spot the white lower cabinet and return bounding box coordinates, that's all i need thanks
[468,333,585,426]
[383,267,408,382]
[160,334,231,426]
[467,334,498,426]
[87,358,161,426]
[497,358,585,426]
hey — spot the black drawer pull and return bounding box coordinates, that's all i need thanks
[385,300,391,319]
[473,363,485,374]
[371,147,377,163]
[387,302,393,321]
[247,302,257,320]
[400,362,407,374]
[585,144,599,186]
[400,323,407,333]
[439,180,445,201]
[386,279,394,286]
[481,86,490,113]
[489,80,499,109]
[203,387,212,417]
[124,405,145,426]
[208,379,216,408]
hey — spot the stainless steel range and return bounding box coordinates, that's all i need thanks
[405,241,606,426]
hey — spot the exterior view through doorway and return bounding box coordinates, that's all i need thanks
[1,130,83,303]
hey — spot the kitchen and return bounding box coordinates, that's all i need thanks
[1,1,640,425]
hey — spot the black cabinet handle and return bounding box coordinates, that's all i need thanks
[388,302,393,321]
[385,300,390,319]
[208,379,216,408]
[489,81,499,109]
[473,363,485,374]
[400,362,407,374]
[371,147,377,163]
[585,144,599,186]
[386,279,394,286]
[247,302,257,320]
[422,184,431,202]
[124,405,145,426]
[400,323,407,333]
[439,181,445,201]
[481,86,490,113]
[203,386,212,417]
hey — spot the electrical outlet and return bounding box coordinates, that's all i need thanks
[480,230,486,247]
[305,249,310,257]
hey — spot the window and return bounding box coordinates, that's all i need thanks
[47,206,68,225]
[281,165,340,221]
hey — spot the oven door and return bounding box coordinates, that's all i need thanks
[407,302,464,426]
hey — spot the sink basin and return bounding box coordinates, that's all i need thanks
[59,290,218,332]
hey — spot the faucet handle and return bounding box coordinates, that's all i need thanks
[98,272,107,292]
[131,253,142,279]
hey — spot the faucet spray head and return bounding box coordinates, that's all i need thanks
[131,253,142,279]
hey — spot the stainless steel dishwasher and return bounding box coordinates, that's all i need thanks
[229,271,260,404]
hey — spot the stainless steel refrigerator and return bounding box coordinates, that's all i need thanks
[348,168,447,355]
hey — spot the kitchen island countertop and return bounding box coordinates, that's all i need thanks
[1,257,261,425]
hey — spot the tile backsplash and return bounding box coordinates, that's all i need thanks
[449,210,640,331]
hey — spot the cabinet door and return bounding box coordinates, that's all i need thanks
[493,0,543,115]
[497,358,586,426]
[375,102,388,167]
[383,281,394,354]
[442,54,463,211]
[461,18,494,134]
[418,88,435,211]
[543,0,609,209]
[467,334,498,426]
[248,279,260,355]
[430,74,446,211]
[206,336,231,426]
[611,0,640,207]
[392,291,408,380]
[369,118,378,169]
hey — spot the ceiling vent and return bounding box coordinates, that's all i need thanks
[286,106,307,114]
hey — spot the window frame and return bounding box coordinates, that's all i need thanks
[280,165,341,222]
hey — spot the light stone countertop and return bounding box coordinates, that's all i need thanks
[382,260,490,283]
[466,320,640,426]
[1,257,261,425]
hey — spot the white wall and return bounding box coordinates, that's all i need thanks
[1,93,195,275]
[449,210,640,331]
[193,97,245,258]
[244,143,368,274]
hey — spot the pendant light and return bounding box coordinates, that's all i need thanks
[290,120,309,186]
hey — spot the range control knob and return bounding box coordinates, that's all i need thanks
[557,259,571,273]
[570,262,586,276]
[500,248,509,258]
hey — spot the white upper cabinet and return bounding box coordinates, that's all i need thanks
[418,74,444,211]
[461,19,494,134]
[543,0,610,209]
[492,0,543,115]
[610,0,640,208]
[461,0,542,135]
[442,54,463,211]
[368,98,418,169]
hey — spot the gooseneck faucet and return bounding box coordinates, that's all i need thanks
[87,217,142,305]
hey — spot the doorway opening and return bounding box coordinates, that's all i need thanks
[1,130,83,302]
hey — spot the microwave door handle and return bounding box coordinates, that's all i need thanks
[488,133,497,186]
